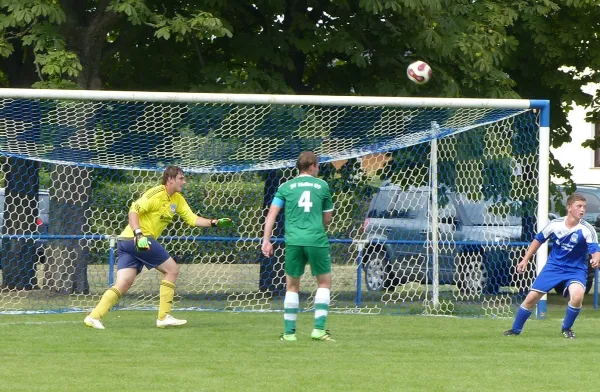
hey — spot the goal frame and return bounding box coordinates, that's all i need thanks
[0,89,550,317]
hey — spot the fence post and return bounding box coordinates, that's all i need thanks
[108,236,116,287]
[356,241,363,306]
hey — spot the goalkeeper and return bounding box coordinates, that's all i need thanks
[85,166,233,330]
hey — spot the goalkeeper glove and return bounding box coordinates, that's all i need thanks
[133,228,150,251]
[211,218,234,228]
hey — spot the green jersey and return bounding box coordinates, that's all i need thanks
[272,174,333,247]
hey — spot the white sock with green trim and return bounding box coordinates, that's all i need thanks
[284,291,299,335]
[314,288,330,331]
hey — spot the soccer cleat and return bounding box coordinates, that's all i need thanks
[311,329,334,341]
[156,314,187,328]
[503,329,520,336]
[84,315,105,330]
[562,328,576,339]
[279,333,297,342]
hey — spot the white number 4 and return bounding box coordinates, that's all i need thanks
[298,190,313,212]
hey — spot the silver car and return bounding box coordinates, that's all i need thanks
[361,183,523,293]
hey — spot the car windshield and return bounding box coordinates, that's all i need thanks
[367,188,522,225]
[367,188,428,219]
[455,194,521,226]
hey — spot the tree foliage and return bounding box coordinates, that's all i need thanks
[0,1,599,181]
[2,0,600,290]
[0,0,231,88]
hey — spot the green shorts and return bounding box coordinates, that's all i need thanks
[285,245,331,277]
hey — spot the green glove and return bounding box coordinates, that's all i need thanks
[212,218,234,228]
[134,229,150,251]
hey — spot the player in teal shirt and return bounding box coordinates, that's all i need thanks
[262,151,334,342]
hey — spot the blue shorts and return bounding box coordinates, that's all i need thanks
[531,263,586,297]
[117,239,170,274]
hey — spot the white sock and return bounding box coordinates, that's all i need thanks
[314,288,330,330]
[284,291,299,334]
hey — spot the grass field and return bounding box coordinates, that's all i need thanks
[1,293,599,392]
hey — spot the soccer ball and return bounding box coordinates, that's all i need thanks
[407,61,432,85]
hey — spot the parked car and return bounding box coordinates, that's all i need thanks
[360,183,524,294]
[550,184,600,294]
[551,184,600,230]
[0,188,50,267]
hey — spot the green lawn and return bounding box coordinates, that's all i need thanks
[0,293,598,392]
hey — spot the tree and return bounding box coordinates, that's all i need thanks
[107,1,600,182]
[0,0,230,291]
[504,1,600,188]
[1,157,39,289]
[170,0,597,205]
[1,0,600,290]
[156,0,526,97]
[4,1,598,149]
[0,0,231,89]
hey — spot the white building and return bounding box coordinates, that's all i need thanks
[551,84,600,185]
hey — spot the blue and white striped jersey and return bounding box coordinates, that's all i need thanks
[535,218,600,273]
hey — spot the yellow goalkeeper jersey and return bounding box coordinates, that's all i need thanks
[120,185,198,239]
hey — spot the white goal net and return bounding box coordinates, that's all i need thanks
[0,90,548,317]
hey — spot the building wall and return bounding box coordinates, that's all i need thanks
[551,84,600,185]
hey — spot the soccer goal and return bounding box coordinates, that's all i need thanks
[0,89,550,318]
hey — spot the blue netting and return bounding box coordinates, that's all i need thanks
[0,99,529,172]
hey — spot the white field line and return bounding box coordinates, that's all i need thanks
[0,320,81,326]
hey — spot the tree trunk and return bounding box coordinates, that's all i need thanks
[0,40,39,88]
[1,158,40,290]
[281,0,310,94]
[259,170,286,296]
[39,3,121,292]
[60,0,122,90]
[76,30,105,90]
[43,165,91,294]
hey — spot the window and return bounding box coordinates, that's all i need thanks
[391,191,428,219]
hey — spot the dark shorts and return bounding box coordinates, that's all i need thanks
[285,245,331,277]
[531,263,586,297]
[117,239,170,274]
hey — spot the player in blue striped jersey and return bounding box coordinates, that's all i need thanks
[505,193,600,338]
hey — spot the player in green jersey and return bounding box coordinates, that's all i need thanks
[262,151,334,341]
[84,166,233,330]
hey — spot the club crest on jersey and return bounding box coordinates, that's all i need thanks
[170,204,176,213]
[570,233,578,243]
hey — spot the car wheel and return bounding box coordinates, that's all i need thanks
[364,248,397,291]
[455,251,488,295]
[586,268,595,294]
[553,281,565,295]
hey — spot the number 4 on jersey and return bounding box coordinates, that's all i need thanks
[298,190,313,212]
